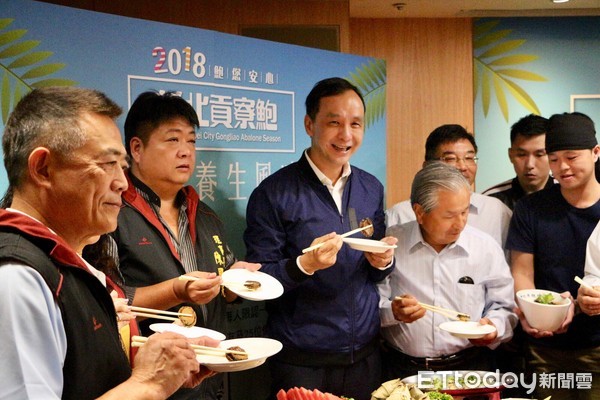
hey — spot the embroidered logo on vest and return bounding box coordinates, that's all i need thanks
[213,235,225,267]
[93,317,103,331]
[138,237,152,246]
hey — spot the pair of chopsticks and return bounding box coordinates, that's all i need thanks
[178,275,256,289]
[129,306,193,322]
[417,301,470,321]
[301,224,373,253]
[575,276,594,289]
[131,335,247,357]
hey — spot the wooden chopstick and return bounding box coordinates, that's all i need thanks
[131,336,248,357]
[178,275,255,288]
[418,302,470,321]
[128,306,193,321]
[130,306,193,317]
[179,275,201,282]
[575,276,593,289]
[418,303,461,320]
[130,312,179,322]
[301,224,373,253]
[393,296,467,320]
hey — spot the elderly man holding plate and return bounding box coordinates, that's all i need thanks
[378,162,517,379]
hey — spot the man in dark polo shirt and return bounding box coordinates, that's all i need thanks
[507,112,600,400]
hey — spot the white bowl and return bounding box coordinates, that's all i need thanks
[516,289,571,332]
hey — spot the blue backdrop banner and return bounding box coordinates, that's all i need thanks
[0,0,387,260]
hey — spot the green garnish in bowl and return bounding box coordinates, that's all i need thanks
[428,391,454,400]
[534,292,555,305]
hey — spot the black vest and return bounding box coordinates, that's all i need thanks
[0,232,131,399]
[115,193,233,400]
[115,197,232,338]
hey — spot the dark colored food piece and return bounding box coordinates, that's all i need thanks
[226,346,248,361]
[244,280,261,290]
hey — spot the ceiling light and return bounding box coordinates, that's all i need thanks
[552,0,570,3]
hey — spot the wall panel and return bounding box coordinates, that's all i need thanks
[42,0,350,51]
[350,18,474,204]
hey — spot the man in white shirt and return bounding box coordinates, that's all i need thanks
[379,162,517,379]
[386,124,512,248]
[0,87,213,399]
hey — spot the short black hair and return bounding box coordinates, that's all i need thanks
[424,124,477,161]
[305,77,365,121]
[510,114,548,144]
[124,91,199,155]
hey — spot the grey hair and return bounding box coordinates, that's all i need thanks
[410,161,471,213]
[3,87,122,189]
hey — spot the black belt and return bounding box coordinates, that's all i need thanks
[383,343,483,370]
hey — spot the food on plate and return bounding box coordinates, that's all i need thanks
[431,375,482,390]
[275,387,346,399]
[224,280,262,291]
[407,385,428,400]
[386,384,411,400]
[371,379,443,400]
[534,292,556,305]
[427,392,453,400]
[225,346,248,361]
[372,379,403,399]
[242,280,261,290]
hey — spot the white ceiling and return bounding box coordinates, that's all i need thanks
[349,0,600,18]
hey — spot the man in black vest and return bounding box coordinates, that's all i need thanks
[0,87,213,399]
[111,91,260,400]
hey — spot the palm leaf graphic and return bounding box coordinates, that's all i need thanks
[0,18,77,123]
[346,58,386,128]
[474,20,548,122]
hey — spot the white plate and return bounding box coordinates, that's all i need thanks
[342,238,397,253]
[149,323,226,340]
[439,321,496,339]
[196,337,282,372]
[222,269,284,301]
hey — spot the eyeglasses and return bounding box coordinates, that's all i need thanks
[439,155,479,166]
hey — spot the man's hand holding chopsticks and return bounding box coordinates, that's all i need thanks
[181,335,221,388]
[577,283,600,316]
[298,232,343,274]
[128,332,216,399]
[174,271,222,304]
[392,294,426,323]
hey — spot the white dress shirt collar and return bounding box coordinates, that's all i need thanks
[305,149,351,213]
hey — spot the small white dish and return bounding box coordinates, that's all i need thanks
[222,269,283,301]
[197,337,283,372]
[149,323,226,340]
[439,321,496,339]
[342,238,397,253]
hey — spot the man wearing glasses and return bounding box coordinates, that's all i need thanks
[386,124,512,248]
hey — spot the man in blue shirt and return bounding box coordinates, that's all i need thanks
[244,77,396,400]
